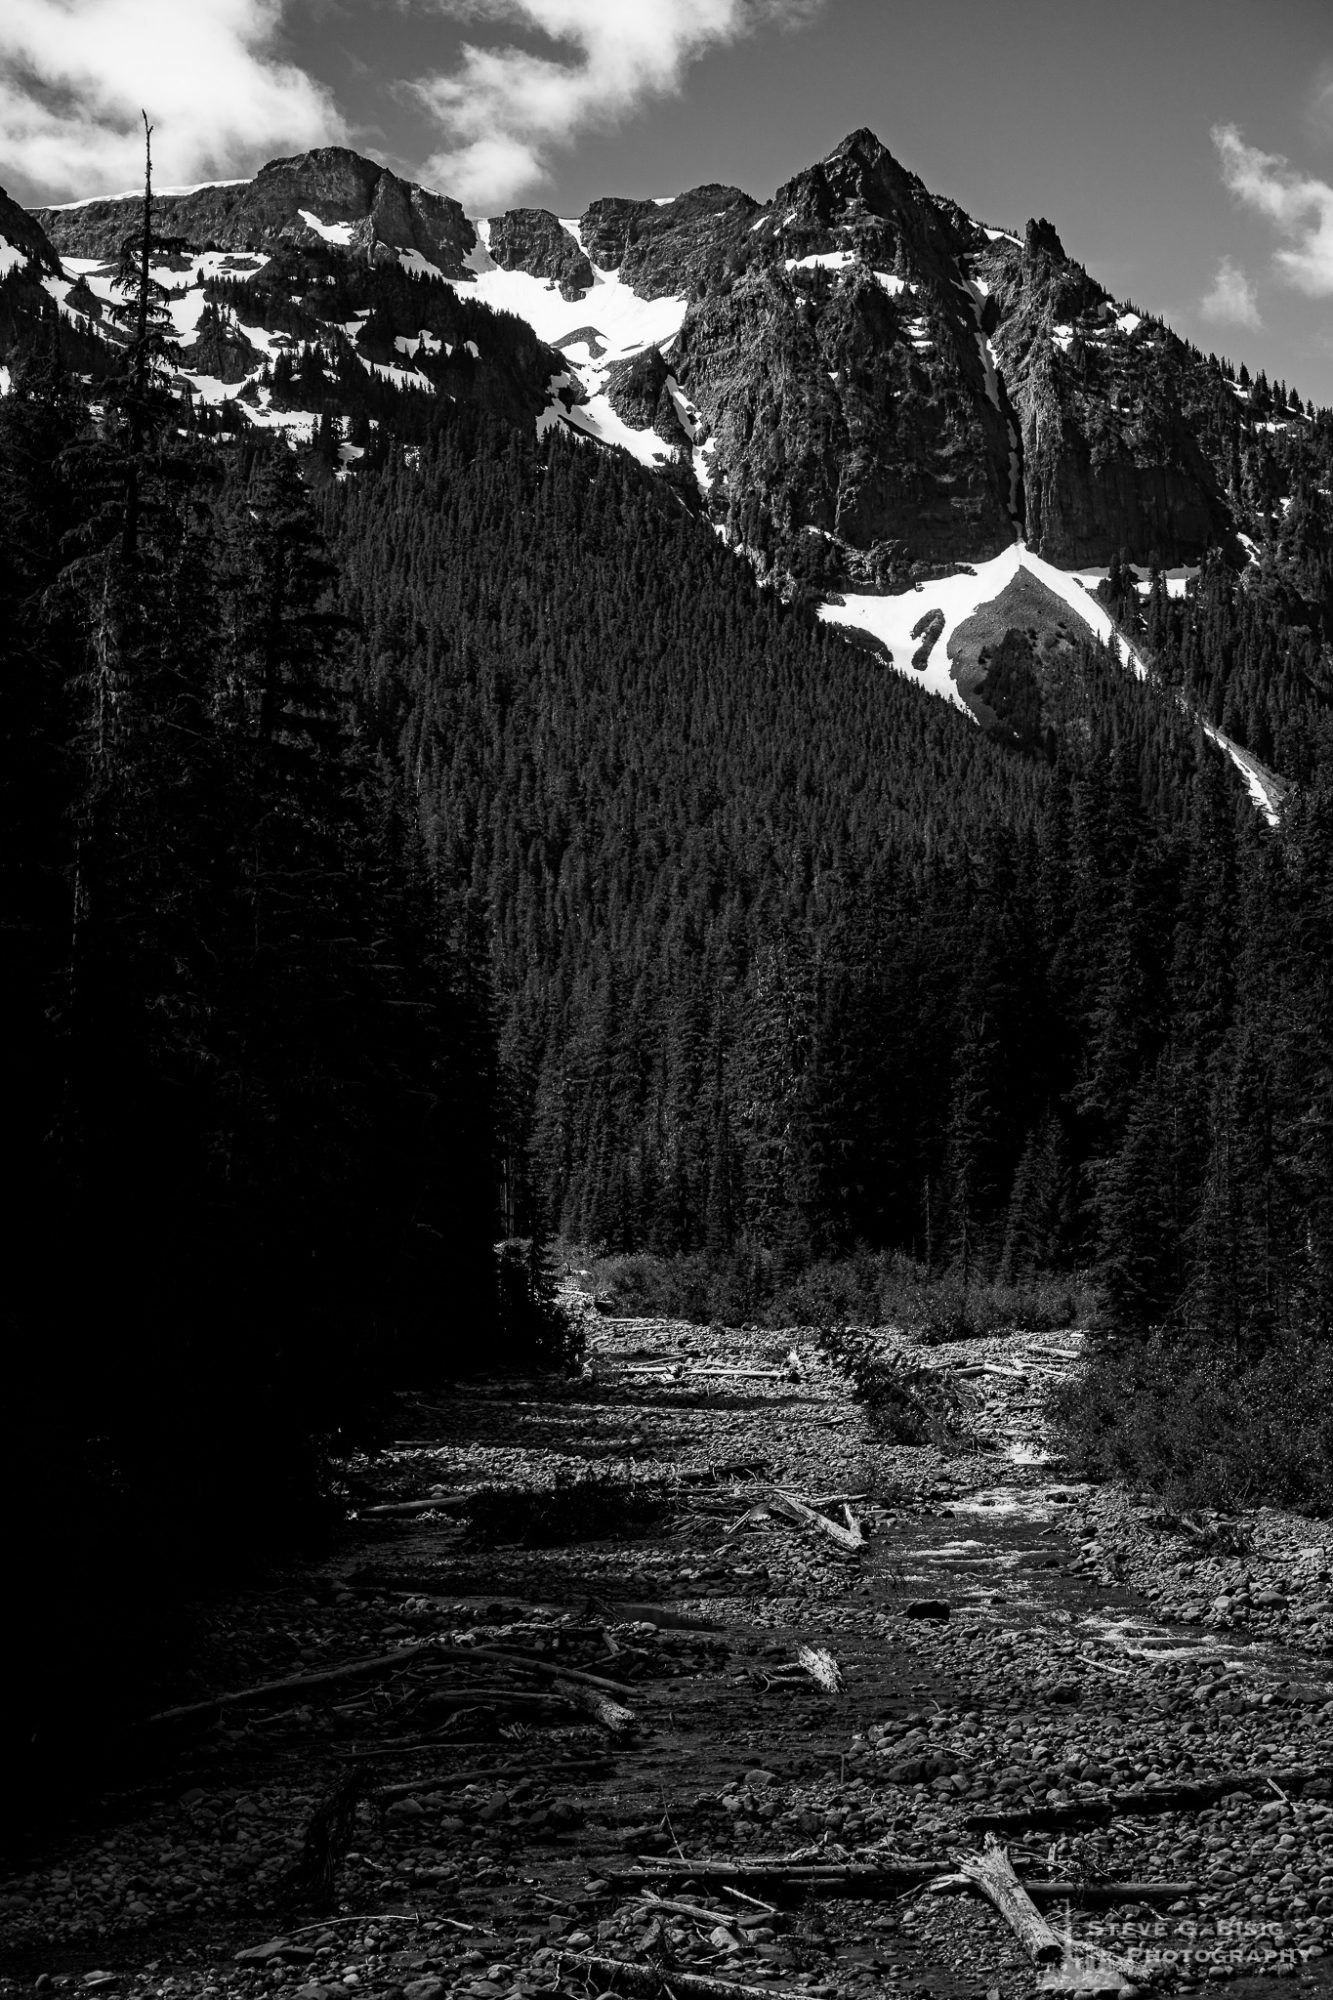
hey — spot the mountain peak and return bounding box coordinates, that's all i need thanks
[830,126,890,162]
[1023,216,1067,263]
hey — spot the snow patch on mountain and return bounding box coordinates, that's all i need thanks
[42,180,248,211]
[1070,563,1197,600]
[785,251,857,275]
[0,237,27,279]
[820,547,1284,821]
[564,392,675,467]
[1017,547,1282,823]
[298,211,354,246]
[819,546,1027,712]
[398,248,448,282]
[451,234,688,453]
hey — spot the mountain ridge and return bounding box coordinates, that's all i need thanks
[3,125,1327,797]
[17,126,1301,581]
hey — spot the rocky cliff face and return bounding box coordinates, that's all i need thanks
[975,217,1236,566]
[35,149,476,273]
[486,209,592,298]
[652,131,1018,587]
[1,186,61,273]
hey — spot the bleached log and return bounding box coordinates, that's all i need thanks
[769,1490,864,1552]
[956,1837,1062,1964]
[794,1644,844,1692]
[558,1680,636,1733]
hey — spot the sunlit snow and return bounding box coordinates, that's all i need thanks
[454,226,689,457]
[42,179,247,210]
[819,544,1027,712]
[298,210,354,247]
[820,543,1285,822]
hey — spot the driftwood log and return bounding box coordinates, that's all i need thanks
[768,1491,864,1552]
[966,1761,1333,1832]
[144,1644,432,1726]
[607,1859,1194,1905]
[956,1839,1063,1964]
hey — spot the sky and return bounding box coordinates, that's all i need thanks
[3,0,1333,403]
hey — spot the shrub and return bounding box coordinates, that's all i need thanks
[1052,1332,1333,1514]
[571,1242,1096,1340]
[494,1238,585,1372]
[813,1326,963,1443]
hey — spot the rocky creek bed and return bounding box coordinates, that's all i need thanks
[5,1316,1333,2000]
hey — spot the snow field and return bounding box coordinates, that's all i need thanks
[452,224,692,461]
[819,544,1284,821]
[819,544,1027,712]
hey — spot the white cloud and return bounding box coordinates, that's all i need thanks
[412,0,824,211]
[0,0,344,201]
[1212,121,1333,297]
[1200,254,1262,329]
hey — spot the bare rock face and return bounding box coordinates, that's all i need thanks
[486,209,592,299]
[0,186,62,273]
[580,185,761,298]
[182,304,261,384]
[35,148,476,273]
[978,217,1235,566]
[604,346,691,449]
[662,132,1016,586]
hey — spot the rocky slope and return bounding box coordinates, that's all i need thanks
[7,1322,1333,2000]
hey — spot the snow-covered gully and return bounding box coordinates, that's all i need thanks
[5,1322,1333,2000]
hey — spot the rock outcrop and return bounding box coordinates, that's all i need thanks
[35,149,476,274]
[0,186,62,273]
[486,209,592,299]
[976,215,1236,566]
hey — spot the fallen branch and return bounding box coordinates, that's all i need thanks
[1075,1654,1136,1679]
[605,1856,944,1888]
[410,1686,577,1711]
[938,1878,1197,1906]
[359,1496,469,1518]
[966,1761,1333,1833]
[560,1954,790,2000]
[636,1892,746,1930]
[143,1645,431,1727]
[691,1366,788,1381]
[956,1837,1062,1964]
[724,1505,771,1539]
[609,1860,1193,1905]
[769,1491,864,1553]
[560,1681,636,1733]
[423,1643,632,1698]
